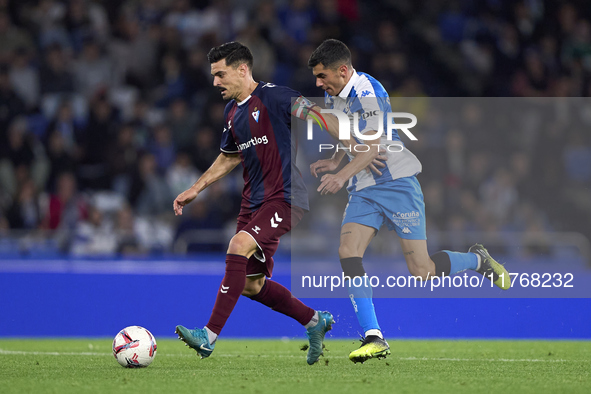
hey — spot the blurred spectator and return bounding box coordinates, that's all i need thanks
[148,124,176,173]
[163,0,204,48]
[5,179,42,229]
[0,64,26,153]
[46,100,84,155]
[9,47,40,109]
[114,204,142,254]
[70,205,117,255]
[107,123,138,196]
[168,98,199,151]
[73,38,116,98]
[155,52,186,107]
[184,46,211,100]
[278,0,316,45]
[64,0,110,52]
[128,99,152,147]
[39,44,75,95]
[166,152,200,198]
[78,96,119,189]
[45,128,76,191]
[237,25,276,82]
[175,198,224,253]
[197,0,247,43]
[189,125,219,173]
[0,11,34,62]
[110,15,159,91]
[42,172,86,230]
[129,153,170,216]
[0,117,48,197]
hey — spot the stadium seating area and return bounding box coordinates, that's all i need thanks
[0,0,590,256]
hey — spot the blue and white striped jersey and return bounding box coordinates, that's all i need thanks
[325,70,422,192]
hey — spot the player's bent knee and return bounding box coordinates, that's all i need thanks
[408,264,432,280]
[242,276,265,297]
[406,255,436,280]
[228,232,257,256]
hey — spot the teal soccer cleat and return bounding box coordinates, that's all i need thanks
[175,325,215,359]
[306,311,334,365]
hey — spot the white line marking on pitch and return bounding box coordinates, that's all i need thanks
[0,348,583,362]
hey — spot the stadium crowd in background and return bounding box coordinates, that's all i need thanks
[0,0,590,256]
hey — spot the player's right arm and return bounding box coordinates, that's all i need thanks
[173,152,241,216]
[293,96,385,176]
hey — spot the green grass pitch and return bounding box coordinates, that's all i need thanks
[1,339,590,393]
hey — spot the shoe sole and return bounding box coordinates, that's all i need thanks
[349,348,391,364]
[175,326,211,359]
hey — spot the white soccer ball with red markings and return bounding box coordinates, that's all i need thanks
[112,326,157,368]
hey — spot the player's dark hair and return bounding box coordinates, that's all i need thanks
[207,41,253,70]
[308,39,352,69]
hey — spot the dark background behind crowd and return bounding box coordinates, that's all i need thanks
[0,0,590,257]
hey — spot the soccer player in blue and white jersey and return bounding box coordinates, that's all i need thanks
[302,39,510,363]
[173,42,333,365]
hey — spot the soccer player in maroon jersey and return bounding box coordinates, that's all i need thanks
[173,42,333,365]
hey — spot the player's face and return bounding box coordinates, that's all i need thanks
[211,60,244,101]
[312,64,347,96]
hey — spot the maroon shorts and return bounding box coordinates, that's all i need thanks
[236,200,305,278]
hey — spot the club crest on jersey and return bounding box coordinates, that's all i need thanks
[252,107,260,122]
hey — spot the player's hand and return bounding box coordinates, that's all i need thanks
[350,147,387,176]
[310,158,339,178]
[317,173,347,195]
[173,188,198,216]
[366,154,387,176]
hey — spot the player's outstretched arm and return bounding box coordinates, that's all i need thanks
[293,96,385,175]
[292,96,353,147]
[173,153,241,216]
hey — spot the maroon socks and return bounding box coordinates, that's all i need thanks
[249,279,315,326]
[206,254,315,337]
[206,254,248,335]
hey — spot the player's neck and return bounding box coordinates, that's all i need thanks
[236,78,259,102]
[335,68,355,96]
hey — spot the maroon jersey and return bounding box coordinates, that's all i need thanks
[220,82,309,214]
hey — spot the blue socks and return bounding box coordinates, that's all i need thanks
[347,278,380,333]
[344,251,478,335]
[444,251,479,274]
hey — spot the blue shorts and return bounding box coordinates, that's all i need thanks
[342,176,426,240]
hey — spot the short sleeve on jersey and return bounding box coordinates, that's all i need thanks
[220,127,239,153]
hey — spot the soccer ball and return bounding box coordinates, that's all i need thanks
[112,326,157,368]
